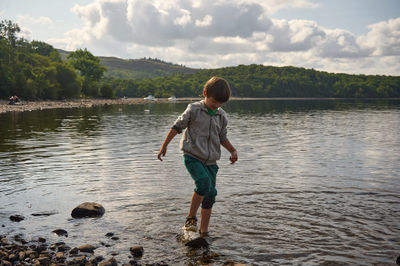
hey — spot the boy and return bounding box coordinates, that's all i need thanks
[157,76,238,237]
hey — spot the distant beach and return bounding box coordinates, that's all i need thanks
[0,98,191,114]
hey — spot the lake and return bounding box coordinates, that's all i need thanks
[1,99,399,265]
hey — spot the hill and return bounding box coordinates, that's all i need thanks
[57,49,400,98]
[58,49,199,79]
[107,64,400,98]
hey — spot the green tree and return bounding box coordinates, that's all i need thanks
[56,63,81,98]
[30,41,62,62]
[0,20,20,47]
[67,48,106,97]
[100,84,114,98]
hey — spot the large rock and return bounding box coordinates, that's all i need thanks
[71,202,105,218]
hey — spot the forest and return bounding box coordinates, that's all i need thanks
[1,20,400,100]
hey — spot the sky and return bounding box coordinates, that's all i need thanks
[1,0,400,75]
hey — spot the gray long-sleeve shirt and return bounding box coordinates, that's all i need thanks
[172,100,228,165]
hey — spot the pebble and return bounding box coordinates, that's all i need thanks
[129,246,144,257]
[78,244,96,253]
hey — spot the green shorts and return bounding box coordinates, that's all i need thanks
[184,155,218,209]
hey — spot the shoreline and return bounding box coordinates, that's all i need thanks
[0,98,171,114]
[1,97,399,114]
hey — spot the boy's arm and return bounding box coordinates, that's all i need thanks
[157,128,178,161]
[221,139,238,164]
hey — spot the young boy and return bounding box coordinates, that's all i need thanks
[157,76,238,237]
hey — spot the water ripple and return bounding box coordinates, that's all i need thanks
[1,100,400,265]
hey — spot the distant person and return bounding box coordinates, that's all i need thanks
[157,76,238,238]
[8,95,19,105]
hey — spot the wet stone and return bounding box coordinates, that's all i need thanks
[52,229,68,237]
[18,251,26,261]
[98,257,117,266]
[9,215,24,222]
[70,255,87,265]
[1,260,12,266]
[55,251,65,261]
[185,237,209,248]
[78,244,96,253]
[58,244,71,252]
[69,247,79,255]
[129,246,144,257]
[71,202,105,218]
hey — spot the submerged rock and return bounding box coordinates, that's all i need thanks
[185,237,209,248]
[31,211,58,217]
[71,202,105,218]
[9,215,24,222]
[52,229,68,237]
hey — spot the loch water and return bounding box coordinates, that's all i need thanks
[1,99,399,265]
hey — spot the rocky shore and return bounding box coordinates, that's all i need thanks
[0,233,146,266]
[0,98,176,114]
[0,228,241,266]
[2,203,245,265]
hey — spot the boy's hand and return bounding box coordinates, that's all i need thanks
[157,146,167,161]
[229,150,238,164]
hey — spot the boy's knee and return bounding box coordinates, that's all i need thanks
[201,196,215,209]
[201,188,217,209]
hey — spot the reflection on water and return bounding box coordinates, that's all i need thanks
[1,99,400,265]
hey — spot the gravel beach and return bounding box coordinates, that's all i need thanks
[0,98,176,114]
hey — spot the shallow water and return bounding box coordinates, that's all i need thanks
[1,99,399,265]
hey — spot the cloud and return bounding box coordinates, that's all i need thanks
[316,29,371,58]
[358,17,400,56]
[195,15,212,27]
[268,19,325,52]
[17,15,53,26]
[47,0,400,75]
[14,15,53,41]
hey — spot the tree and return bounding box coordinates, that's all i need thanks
[30,41,62,62]
[100,84,114,98]
[67,49,106,97]
[0,20,20,47]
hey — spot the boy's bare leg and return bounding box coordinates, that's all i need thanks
[200,208,212,233]
[188,192,204,217]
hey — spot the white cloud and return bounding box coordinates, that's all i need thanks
[195,15,212,27]
[17,15,53,26]
[17,27,33,41]
[268,19,325,52]
[316,29,371,58]
[14,15,53,41]
[173,9,192,26]
[358,17,400,56]
[47,0,400,75]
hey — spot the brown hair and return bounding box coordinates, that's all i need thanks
[203,76,231,103]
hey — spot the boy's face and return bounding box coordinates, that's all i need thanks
[204,96,223,111]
